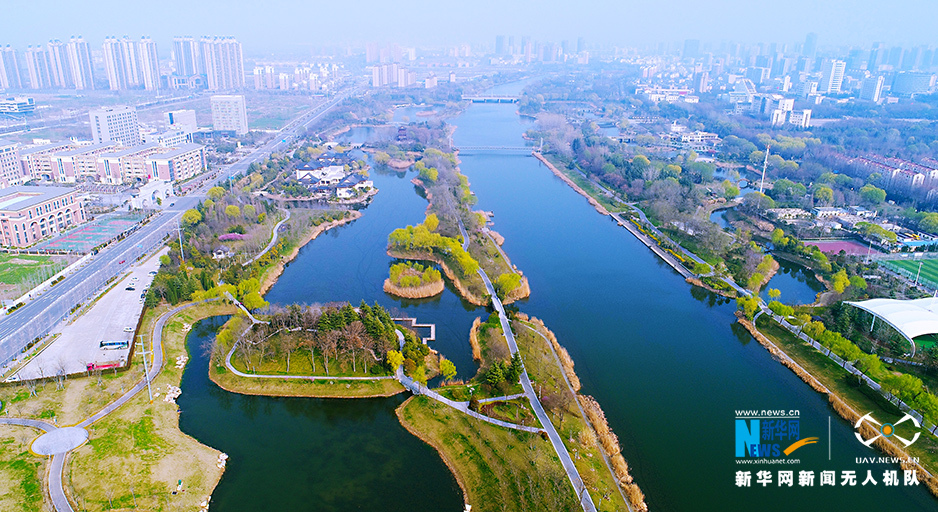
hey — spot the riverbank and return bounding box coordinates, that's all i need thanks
[67,300,237,511]
[534,152,612,216]
[260,210,362,295]
[739,312,938,498]
[382,278,444,299]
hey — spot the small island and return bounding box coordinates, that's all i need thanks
[384,261,445,299]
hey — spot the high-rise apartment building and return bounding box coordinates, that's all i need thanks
[173,36,202,76]
[102,36,142,90]
[210,95,248,135]
[66,37,95,90]
[138,37,160,91]
[803,33,818,59]
[859,76,885,103]
[165,109,198,133]
[201,37,245,90]
[89,106,141,146]
[0,139,21,188]
[818,59,846,93]
[0,46,21,89]
[46,40,73,88]
[23,46,51,89]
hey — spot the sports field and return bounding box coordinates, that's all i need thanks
[32,213,145,253]
[882,258,938,288]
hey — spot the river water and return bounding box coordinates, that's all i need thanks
[179,81,937,511]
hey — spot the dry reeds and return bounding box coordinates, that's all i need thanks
[382,278,444,299]
[580,395,648,511]
[736,314,828,394]
[468,317,482,361]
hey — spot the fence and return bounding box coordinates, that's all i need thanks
[878,260,938,293]
[0,214,177,366]
[767,312,938,436]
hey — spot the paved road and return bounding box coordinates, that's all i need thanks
[243,208,290,266]
[0,85,361,367]
[223,335,395,381]
[0,416,73,511]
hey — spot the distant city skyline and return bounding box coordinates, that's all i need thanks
[2,0,937,54]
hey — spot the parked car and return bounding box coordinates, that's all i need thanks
[125,286,135,291]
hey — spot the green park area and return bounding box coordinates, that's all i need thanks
[883,258,938,288]
[0,253,69,300]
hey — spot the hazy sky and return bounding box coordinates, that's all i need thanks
[4,0,937,54]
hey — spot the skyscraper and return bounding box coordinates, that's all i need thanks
[173,36,201,76]
[803,33,818,59]
[24,45,52,89]
[859,76,884,103]
[495,35,506,55]
[683,39,700,60]
[66,37,95,90]
[102,36,145,90]
[201,37,244,90]
[0,45,21,89]
[46,40,73,88]
[138,37,160,91]
[818,59,845,93]
[89,105,141,146]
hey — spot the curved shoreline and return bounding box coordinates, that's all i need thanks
[395,397,470,505]
[387,248,488,306]
[260,211,363,295]
[383,278,445,299]
[534,152,610,216]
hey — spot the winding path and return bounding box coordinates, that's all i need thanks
[224,339,395,381]
[243,208,291,266]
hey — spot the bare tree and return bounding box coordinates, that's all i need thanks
[279,335,299,373]
[301,332,317,373]
[318,331,340,376]
[341,321,365,373]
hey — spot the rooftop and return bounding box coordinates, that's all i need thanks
[0,186,77,212]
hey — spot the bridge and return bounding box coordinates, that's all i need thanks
[454,146,533,153]
[462,95,519,103]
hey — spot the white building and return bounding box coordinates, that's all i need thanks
[165,109,198,133]
[0,139,21,189]
[210,95,248,135]
[860,76,884,103]
[89,105,141,147]
[818,59,846,93]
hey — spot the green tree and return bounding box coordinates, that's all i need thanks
[181,209,202,227]
[423,213,439,232]
[207,186,225,200]
[736,295,760,320]
[768,288,781,299]
[859,184,886,205]
[495,273,522,297]
[722,180,740,199]
[440,358,457,382]
[243,204,256,220]
[831,269,851,294]
[814,187,834,204]
[225,205,241,217]
[242,291,268,310]
[159,255,171,266]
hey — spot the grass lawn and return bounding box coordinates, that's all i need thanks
[513,319,632,512]
[883,259,938,288]
[65,300,236,512]
[0,426,48,512]
[397,395,579,512]
[0,253,70,300]
[756,315,938,475]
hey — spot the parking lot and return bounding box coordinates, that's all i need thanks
[10,248,165,381]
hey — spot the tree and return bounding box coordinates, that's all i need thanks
[768,288,781,300]
[387,350,404,372]
[242,291,268,311]
[831,269,851,294]
[722,180,740,199]
[859,184,886,205]
[814,187,834,205]
[440,358,457,382]
[736,295,760,320]
[225,205,241,217]
[318,331,340,375]
[182,209,202,227]
[207,187,226,200]
[243,204,257,221]
[423,213,439,232]
[279,335,299,373]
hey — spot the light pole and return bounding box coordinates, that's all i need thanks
[138,334,153,402]
[915,261,923,285]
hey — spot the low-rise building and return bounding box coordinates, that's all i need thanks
[765,208,810,220]
[0,186,86,247]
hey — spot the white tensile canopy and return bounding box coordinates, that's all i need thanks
[847,298,938,355]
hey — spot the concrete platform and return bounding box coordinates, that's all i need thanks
[31,426,88,455]
[12,248,166,381]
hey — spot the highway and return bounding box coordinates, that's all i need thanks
[0,85,361,367]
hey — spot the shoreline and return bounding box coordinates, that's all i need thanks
[260,211,363,295]
[209,369,406,399]
[383,278,445,299]
[395,397,470,505]
[387,248,488,306]
[534,152,610,216]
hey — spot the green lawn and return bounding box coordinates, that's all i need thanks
[883,259,938,287]
[0,253,64,285]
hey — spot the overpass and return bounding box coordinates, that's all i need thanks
[462,95,519,103]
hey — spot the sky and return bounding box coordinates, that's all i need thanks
[4,0,938,55]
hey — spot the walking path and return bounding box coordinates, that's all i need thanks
[243,208,291,266]
[224,340,395,381]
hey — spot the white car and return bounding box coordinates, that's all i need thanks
[123,327,134,333]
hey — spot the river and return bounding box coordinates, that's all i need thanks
[179,81,937,511]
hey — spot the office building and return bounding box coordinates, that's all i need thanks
[0,139,21,188]
[210,95,248,135]
[165,109,198,133]
[138,37,160,91]
[24,46,52,89]
[892,72,936,97]
[0,46,21,89]
[145,143,205,181]
[66,37,95,90]
[859,76,885,103]
[173,36,202,76]
[89,105,141,146]
[0,97,35,114]
[46,40,72,88]
[818,59,846,93]
[102,36,141,90]
[201,37,244,90]
[803,33,818,59]
[0,186,86,247]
